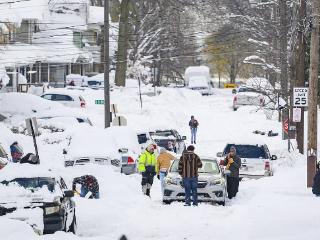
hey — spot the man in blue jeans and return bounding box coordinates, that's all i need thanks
[178,145,202,206]
[189,116,199,144]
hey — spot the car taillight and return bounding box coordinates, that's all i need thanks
[233,96,237,102]
[265,161,270,171]
[80,101,86,108]
[127,157,135,164]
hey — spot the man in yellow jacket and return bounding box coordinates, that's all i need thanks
[138,144,157,197]
[157,147,175,195]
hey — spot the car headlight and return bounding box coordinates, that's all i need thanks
[45,206,60,215]
[210,178,224,186]
[165,177,180,185]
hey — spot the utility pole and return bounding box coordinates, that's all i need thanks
[295,0,307,154]
[279,0,289,150]
[307,0,320,187]
[104,0,111,128]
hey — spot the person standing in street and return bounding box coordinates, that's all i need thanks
[222,146,241,199]
[189,116,199,144]
[312,162,320,196]
[178,145,202,206]
[157,147,175,195]
[138,144,157,197]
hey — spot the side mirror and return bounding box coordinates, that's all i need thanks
[217,152,223,158]
[64,190,74,198]
[182,136,187,140]
[63,149,67,155]
[271,155,277,160]
[119,148,128,154]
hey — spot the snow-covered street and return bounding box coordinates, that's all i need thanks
[1,87,319,240]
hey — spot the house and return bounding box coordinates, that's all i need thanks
[0,0,106,91]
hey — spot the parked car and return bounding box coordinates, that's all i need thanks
[41,91,86,108]
[64,126,140,175]
[233,86,265,111]
[163,157,227,205]
[0,165,76,234]
[217,143,277,179]
[0,143,9,169]
[38,116,93,126]
[149,129,186,154]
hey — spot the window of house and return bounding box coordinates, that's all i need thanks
[73,31,83,48]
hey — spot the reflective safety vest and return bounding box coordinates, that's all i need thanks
[138,151,156,173]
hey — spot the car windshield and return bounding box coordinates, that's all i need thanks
[223,144,268,159]
[239,87,257,93]
[170,159,220,174]
[150,131,174,138]
[1,177,55,192]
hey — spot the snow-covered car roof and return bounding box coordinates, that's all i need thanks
[0,164,59,182]
[66,126,141,159]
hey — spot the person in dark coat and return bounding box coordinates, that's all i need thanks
[72,175,100,199]
[189,116,199,144]
[222,146,241,199]
[178,145,202,206]
[312,162,320,196]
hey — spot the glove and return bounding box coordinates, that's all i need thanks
[157,175,160,180]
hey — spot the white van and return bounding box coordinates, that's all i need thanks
[188,76,212,95]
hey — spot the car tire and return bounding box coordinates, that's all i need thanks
[233,107,237,111]
[162,200,172,205]
[217,201,225,206]
[69,211,77,234]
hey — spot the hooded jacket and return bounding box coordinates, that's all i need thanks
[156,151,175,174]
[138,150,157,173]
[223,154,241,178]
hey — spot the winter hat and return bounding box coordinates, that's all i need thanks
[159,147,166,154]
[230,146,237,154]
[187,145,195,152]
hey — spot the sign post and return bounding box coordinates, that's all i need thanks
[25,117,40,163]
[293,87,309,107]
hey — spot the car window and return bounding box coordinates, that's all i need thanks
[224,144,268,159]
[42,94,52,100]
[2,177,55,192]
[170,159,219,174]
[53,94,73,101]
[137,134,148,144]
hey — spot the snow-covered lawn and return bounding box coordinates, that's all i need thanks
[0,87,319,240]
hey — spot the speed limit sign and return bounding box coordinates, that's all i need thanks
[293,88,308,107]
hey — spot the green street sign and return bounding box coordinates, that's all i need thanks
[95,100,105,105]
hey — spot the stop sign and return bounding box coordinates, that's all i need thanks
[283,119,289,133]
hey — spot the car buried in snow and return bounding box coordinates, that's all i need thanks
[0,165,76,235]
[217,143,278,179]
[163,157,227,205]
[149,129,186,154]
[63,126,140,175]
